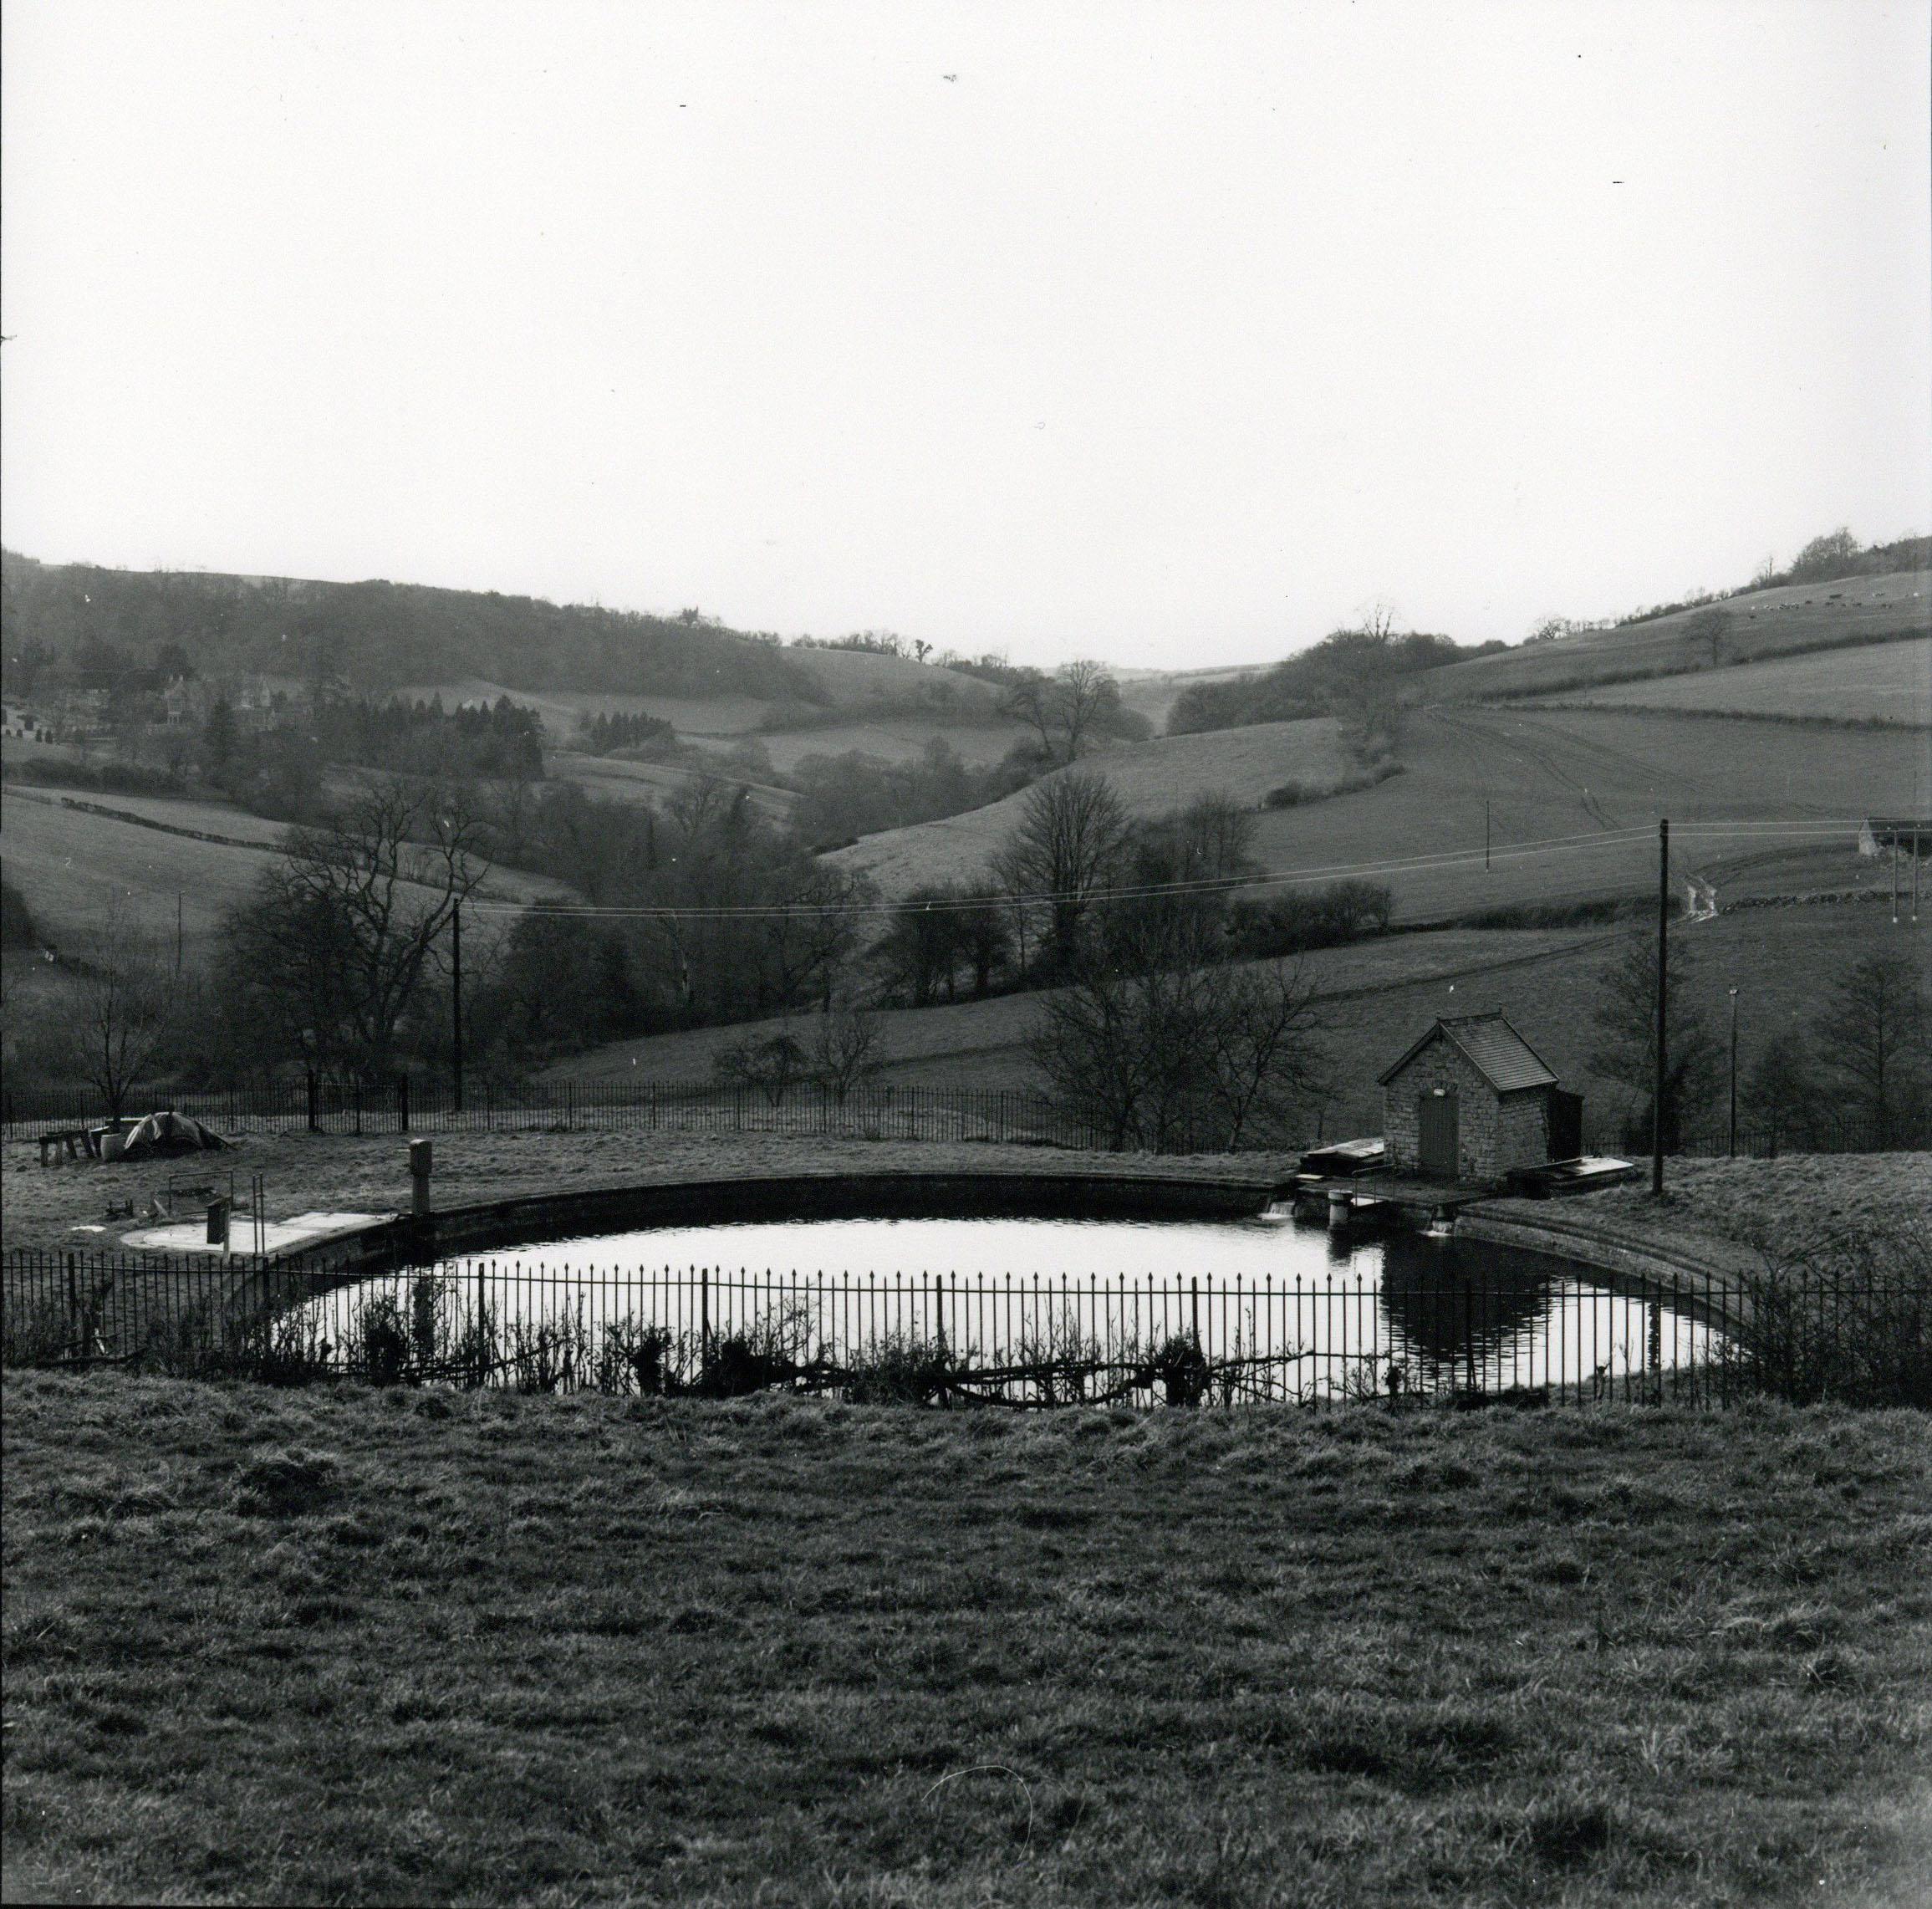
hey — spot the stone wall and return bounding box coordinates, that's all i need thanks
[1383,1038,1550,1182]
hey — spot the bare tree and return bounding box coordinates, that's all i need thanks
[711,1029,808,1108]
[220,778,487,1080]
[809,1003,884,1105]
[61,901,171,1120]
[999,669,1060,762]
[1055,659,1114,762]
[991,770,1132,976]
[1031,952,1324,1152]
[999,660,1127,765]
[1684,608,1731,667]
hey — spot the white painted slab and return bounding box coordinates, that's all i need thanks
[120,1210,394,1256]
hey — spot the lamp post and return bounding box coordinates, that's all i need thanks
[1727,987,1739,1160]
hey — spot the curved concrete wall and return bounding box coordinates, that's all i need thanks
[312,1169,1278,1272]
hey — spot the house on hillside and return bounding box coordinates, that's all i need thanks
[1379,1013,1580,1184]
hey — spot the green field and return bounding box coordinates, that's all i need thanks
[1538,638,1931,726]
[0,787,575,958]
[5,1368,1929,1907]
[828,717,1350,896]
[546,901,1921,1141]
[826,703,1929,920]
[1423,570,1929,702]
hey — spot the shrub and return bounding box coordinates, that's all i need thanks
[1726,1223,1932,1407]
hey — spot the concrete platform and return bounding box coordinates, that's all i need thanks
[120,1210,395,1258]
[1299,1173,1493,1212]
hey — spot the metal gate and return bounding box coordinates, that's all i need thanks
[1418,1091,1458,1177]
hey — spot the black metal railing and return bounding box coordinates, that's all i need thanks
[7,1248,1924,1408]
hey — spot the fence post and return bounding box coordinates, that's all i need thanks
[66,1253,79,1357]
[1190,1276,1200,1348]
[398,1075,410,1134]
[306,1069,319,1133]
[701,1268,712,1367]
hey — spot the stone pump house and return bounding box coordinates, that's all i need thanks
[1379,1013,1581,1185]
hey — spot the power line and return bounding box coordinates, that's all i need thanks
[458,814,1877,924]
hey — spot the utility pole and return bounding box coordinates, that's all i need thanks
[1727,987,1739,1160]
[1652,818,1669,1198]
[451,900,464,1114]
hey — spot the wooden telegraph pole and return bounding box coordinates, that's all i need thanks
[451,900,464,1114]
[1652,819,1669,1198]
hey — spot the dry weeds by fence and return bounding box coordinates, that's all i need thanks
[8,1248,1927,1407]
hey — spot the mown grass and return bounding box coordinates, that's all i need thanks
[5,1374,1929,1906]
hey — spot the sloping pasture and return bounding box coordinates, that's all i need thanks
[823,704,1929,921]
[0,788,575,958]
[1534,637,1930,726]
[546,901,1911,1141]
[1423,569,1929,702]
[826,717,1350,896]
[542,926,1603,1090]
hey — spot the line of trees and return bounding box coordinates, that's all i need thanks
[1588,932,1929,1149]
[1165,624,1503,744]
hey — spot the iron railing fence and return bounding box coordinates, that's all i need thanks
[8,1248,1925,1409]
[2,1079,1116,1149]
[5,1076,1926,1158]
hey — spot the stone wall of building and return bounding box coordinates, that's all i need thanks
[1383,1038,1551,1182]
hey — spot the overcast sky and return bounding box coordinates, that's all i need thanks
[3,1,1926,670]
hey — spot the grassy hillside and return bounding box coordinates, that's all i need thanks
[545,927,1598,1087]
[1424,571,1929,703]
[828,704,1929,919]
[0,785,572,957]
[547,902,1918,1140]
[827,717,1350,895]
[1533,638,1930,727]
[6,1371,1929,1906]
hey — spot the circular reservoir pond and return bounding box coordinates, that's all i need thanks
[303,1208,1726,1401]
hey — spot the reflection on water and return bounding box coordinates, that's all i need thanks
[302,1208,1721,1399]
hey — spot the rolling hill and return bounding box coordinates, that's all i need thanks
[823,703,1930,921]
[1527,636,1930,726]
[825,717,1352,896]
[1420,570,1929,703]
[0,785,574,958]
[544,900,1918,1145]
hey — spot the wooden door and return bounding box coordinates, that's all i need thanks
[1417,1092,1458,1177]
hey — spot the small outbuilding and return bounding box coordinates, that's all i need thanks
[1377,1013,1578,1185]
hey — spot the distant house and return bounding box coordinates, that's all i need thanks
[1378,1013,1580,1184]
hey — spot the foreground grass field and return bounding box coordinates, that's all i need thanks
[4,1376,1929,1906]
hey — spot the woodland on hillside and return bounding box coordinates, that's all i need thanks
[0,551,813,702]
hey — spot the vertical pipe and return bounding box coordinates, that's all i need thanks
[451,900,465,1115]
[1652,818,1669,1197]
[1727,988,1739,1160]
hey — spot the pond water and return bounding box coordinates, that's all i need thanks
[302,1208,1724,1401]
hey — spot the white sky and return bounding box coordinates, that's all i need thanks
[3,1,1927,670]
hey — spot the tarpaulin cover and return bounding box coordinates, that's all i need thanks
[118,1110,229,1159]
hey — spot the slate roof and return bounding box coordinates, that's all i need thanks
[1377,1013,1559,1095]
